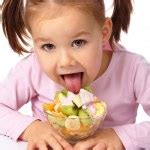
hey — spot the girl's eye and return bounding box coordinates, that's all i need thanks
[72,39,86,47]
[41,44,55,51]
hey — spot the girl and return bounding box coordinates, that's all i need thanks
[0,0,150,149]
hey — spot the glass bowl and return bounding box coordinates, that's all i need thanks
[44,109,106,144]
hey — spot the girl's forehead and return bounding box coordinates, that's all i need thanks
[25,0,104,31]
[30,6,98,27]
[26,2,92,20]
[29,6,101,36]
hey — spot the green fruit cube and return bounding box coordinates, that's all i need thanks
[84,86,93,93]
[61,89,67,96]
[48,115,65,127]
[55,91,66,102]
[78,109,92,126]
[60,105,78,116]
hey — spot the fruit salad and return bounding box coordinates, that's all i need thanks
[43,87,107,142]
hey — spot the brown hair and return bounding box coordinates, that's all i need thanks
[2,0,133,54]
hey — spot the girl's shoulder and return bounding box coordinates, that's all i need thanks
[102,43,149,81]
[112,44,150,84]
[113,43,147,65]
[12,52,40,73]
[6,52,41,84]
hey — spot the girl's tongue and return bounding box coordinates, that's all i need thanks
[63,73,82,94]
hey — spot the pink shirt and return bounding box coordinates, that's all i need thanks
[0,44,150,149]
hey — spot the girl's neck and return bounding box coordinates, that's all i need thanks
[96,50,113,79]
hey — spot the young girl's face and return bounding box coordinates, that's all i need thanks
[29,4,111,91]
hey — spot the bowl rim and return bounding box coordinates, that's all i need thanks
[44,110,107,119]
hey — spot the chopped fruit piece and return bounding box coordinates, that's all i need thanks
[60,105,78,116]
[61,94,74,106]
[61,128,70,137]
[48,114,65,127]
[54,103,61,112]
[78,109,92,126]
[79,125,90,132]
[84,86,93,93]
[93,97,100,103]
[53,98,59,104]
[43,103,54,111]
[95,102,106,116]
[61,89,68,96]
[55,92,66,102]
[72,95,82,108]
[79,89,94,105]
[46,110,52,114]
[65,115,80,130]
[67,91,74,96]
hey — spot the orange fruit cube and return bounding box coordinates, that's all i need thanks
[43,103,55,111]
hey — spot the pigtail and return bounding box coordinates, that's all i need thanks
[111,0,133,42]
[2,0,29,54]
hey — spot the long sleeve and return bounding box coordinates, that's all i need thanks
[113,56,150,149]
[0,54,39,141]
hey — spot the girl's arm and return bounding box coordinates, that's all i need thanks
[0,54,38,141]
[0,54,73,149]
[112,56,150,149]
[74,56,150,149]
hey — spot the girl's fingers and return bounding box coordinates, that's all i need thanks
[93,142,107,150]
[37,141,48,150]
[28,140,48,150]
[46,135,63,150]
[107,144,116,150]
[54,134,73,150]
[27,136,64,150]
[74,138,96,149]
[27,141,36,150]
[93,143,116,150]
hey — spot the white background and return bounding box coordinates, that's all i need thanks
[0,0,150,122]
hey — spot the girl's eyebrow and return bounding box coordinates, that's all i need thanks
[34,37,52,43]
[72,31,91,38]
[34,31,91,43]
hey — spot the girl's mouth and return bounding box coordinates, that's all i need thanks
[61,72,83,94]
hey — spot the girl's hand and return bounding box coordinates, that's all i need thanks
[19,120,73,150]
[73,128,125,150]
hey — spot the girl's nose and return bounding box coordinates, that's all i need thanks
[57,50,77,68]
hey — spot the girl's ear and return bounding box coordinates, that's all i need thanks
[102,18,112,44]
